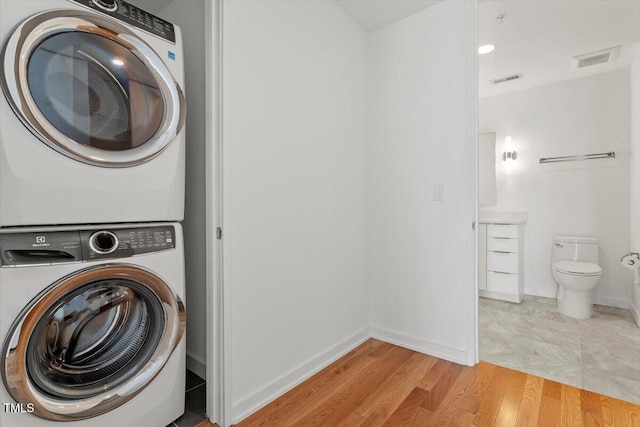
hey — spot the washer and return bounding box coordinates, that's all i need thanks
[0,0,186,227]
[0,222,186,426]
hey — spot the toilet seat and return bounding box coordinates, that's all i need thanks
[553,260,601,276]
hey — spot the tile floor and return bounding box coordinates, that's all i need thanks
[166,370,207,427]
[479,295,640,405]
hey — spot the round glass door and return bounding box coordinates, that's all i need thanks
[28,31,164,152]
[1,265,185,421]
[1,10,185,167]
[28,279,164,399]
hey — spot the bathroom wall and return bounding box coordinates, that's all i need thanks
[367,0,477,364]
[480,70,633,307]
[159,0,208,378]
[222,0,369,423]
[631,45,640,325]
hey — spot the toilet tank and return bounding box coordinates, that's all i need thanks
[552,236,599,264]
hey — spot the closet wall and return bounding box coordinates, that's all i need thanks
[159,0,208,378]
[222,0,369,422]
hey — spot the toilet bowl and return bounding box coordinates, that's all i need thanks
[551,236,602,319]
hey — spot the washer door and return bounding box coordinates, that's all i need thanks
[1,10,185,167]
[1,264,185,421]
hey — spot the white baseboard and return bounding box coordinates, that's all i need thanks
[524,285,557,299]
[230,328,370,425]
[592,295,629,310]
[479,289,521,303]
[524,285,631,311]
[186,351,207,380]
[631,298,640,328]
[369,326,468,366]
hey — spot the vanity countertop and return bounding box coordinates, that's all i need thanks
[479,211,528,224]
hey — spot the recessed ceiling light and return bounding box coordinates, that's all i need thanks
[478,44,495,55]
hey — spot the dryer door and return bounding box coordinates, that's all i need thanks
[1,264,185,421]
[1,10,185,167]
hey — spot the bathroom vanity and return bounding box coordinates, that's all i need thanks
[478,212,527,303]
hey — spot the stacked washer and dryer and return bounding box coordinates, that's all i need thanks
[0,0,187,426]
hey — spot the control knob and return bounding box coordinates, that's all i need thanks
[92,0,118,12]
[89,231,119,255]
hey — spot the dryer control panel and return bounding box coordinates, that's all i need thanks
[69,0,176,43]
[0,225,175,266]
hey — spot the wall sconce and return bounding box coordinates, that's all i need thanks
[503,151,517,161]
[503,136,516,175]
[503,136,517,161]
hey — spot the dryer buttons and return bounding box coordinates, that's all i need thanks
[89,231,119,255]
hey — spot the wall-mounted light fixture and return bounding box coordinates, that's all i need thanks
[503,136,517,175]
[478,44,495,55]
[502,136,517,161]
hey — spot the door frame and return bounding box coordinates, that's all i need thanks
[468,0,480,366]
[205,0,227,425]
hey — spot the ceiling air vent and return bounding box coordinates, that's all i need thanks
[573,46,621,69]
[491,73,523,85]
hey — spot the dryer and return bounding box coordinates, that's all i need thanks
[0,0,186,226]
[0,223,186,426]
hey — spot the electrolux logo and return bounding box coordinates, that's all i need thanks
[2,402,35,413]
[32,235,49,248]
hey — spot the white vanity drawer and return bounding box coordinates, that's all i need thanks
[487,251,519,273]
[487,224,518,238]
[487,237,518,253]
[486,271,519,293]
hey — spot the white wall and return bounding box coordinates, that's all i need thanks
[480,70,633,307]
[223,0,369,423]
[159,0,208,378]
[479,133,497,205]
[631,45,640,325]
[367,0,477,365]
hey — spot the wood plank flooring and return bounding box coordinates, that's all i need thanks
[226,339,640,427]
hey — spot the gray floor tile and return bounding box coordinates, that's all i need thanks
[169,370,207,427]
[580,335,640,382]
[186,370,206,392]
[479,295,640,405]
[583,367,640,405]
[174,384,207,427]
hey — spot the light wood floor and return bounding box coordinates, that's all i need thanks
[201,339,640,426]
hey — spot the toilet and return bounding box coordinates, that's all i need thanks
[551,236,602,319]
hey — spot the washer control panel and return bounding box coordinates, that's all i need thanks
[0,225,175,266]
[81,226,175,260]
[70,0,176,43]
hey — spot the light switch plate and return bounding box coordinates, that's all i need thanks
[433,183,444,201]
